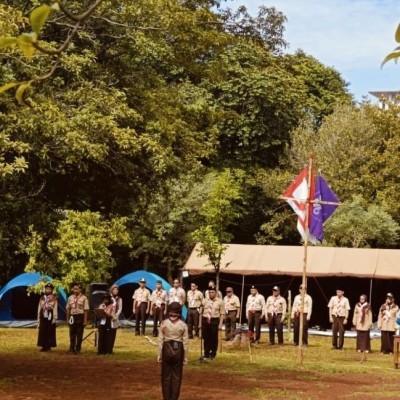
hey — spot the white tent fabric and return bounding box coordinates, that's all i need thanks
[183,244,400,279]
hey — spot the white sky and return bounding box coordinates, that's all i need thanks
[226,0,400,102]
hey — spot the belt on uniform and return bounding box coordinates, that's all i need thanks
[189,307,199,309]
[227,310,237,313]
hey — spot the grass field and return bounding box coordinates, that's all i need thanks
[0,326,400,399]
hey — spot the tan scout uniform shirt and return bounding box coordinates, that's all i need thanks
[158,318,189,358]
[202,298,225,319]
[66,294,89,315]
[37,294,58,322]
[245,293,265,316]
[291,294,313,320]
[265,295,287,317]
[224,294,241,313]
[168,287,186,305]
[327,296,351,319]
[352,303,373,331]
[187,289,203,308]
[112,296,123,328]
[377,303,399,332]
[132,287,151,304]
[151,289,168,307]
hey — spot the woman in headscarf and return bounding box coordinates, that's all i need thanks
[378,293,399,354]
[352,294,372,353]
[37,282,58,352]
[97,293,115,355]
[157,302,188,400]
[110,284,123,353]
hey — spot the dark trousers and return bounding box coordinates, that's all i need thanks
[332,316,346,348]
[268,313,284,344]
[110,328,117,352]
[248,311,262,342]
[202,317,219,358]
[37,312,56,349]
[225,310,237,339]
[135,302,148,334]
[153,305,165,335]
[98,324,113,354]
[69,314,84,352]
[381,330,395,353]
[293,313,309,345]
[187,308,200,338]
[161,341,184,400]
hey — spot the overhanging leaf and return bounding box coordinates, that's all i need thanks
[15,82,31,106]
[381,51,400,68]
[17,34,36,59]
[395,24,400,43]
[0,82,20,94]
[29,5,52,36]
[0,37,17,49]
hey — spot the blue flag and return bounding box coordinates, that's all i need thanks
[309,175,340,242]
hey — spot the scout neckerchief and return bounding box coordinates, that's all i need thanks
[272,295,281,315]
[249,294,257,312]
[358,301,369,324]
[335,296,344,316]
[189,290,197,307]
[100,303,113,325]
[43,294,54,320]
[72,293,81,312]
[206,299,214,323]
[224,294,232,313]
[171,287,181,303]
[154,289,164,307]
[381,301,396,322]
[112,295,119,313]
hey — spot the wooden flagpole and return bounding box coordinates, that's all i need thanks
[297,155,313,365]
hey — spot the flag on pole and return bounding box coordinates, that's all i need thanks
[281,169,340,244]
[281,168,317,244]
[309,174,340,241]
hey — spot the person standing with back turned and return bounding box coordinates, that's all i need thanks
[158,302,188,400]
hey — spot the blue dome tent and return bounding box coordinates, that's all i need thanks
[113,270,187,323]
[0,272,67,327]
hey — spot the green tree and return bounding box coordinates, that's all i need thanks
[192,169,245,290]
[24,210,131,289]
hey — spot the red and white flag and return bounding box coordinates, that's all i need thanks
[281,168,317,244]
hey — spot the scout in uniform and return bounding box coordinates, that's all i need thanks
[327,288,351,350]
[37,282,58,352]
[377,292,399,354]
[352,294,372,353]
[186,282,203,339]
[132,278,151,336]
[66,282,89,354]
[246,286,265,344]
[291,284,312,347]
[110,284,122,352]
[97,293,116,355]
[223,287,240,340]
[265,286,287,345]
[201,287,225,360]
[150,280,168,337]
[158,302,188,400]
[168,279,186,306]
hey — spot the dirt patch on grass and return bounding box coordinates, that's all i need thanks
[0,351,399,400]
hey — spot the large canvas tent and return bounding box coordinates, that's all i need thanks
[0,272,67,327]
[184,244,400,279]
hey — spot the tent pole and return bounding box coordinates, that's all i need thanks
[240,275,245,326]
[369,278,373,306]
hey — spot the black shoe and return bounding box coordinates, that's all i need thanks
[40,347,49,352]
[152,332,158,337]
[135,332,140,336]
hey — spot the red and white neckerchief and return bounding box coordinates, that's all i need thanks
[43,295,54,319]
[72,294,81,310]
[206,300,214,323]
[189,290,197,307]
[335,297,344,316]
[358,302,369,323]
[155,290,164,307]
[383,304,393,322]
[249,295,257,312]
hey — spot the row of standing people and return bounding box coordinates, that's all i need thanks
[37,282,123,355]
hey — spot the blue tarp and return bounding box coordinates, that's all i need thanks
[114,270,187,320]
[0,272,67,326]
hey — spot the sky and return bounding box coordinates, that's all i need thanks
[226,0,400,102]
